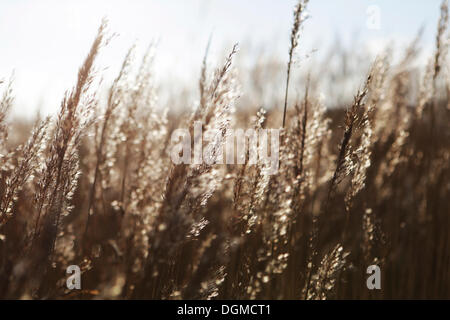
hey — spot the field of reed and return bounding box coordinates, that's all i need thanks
[0,0,449,299]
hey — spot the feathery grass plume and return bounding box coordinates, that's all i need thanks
[232,108,267,229]
[282,0,309,127]
[288,92,332,299]
[325,71,372,211]
[288,76,332,217]
[84,45,136,240]
[344,109,372,213]
[0,118,49,226]
[246,110,271,227]
[305,95,333,193]
[433,0,449,83]
[375,73,410,190]
[203,44,239,123]
[416,60,435,118]
[304,244,349,300]
[181,219,228,299]
[416,0,448,118]
[291,80,309,211]
[117,43,156,217]
[222,108,268,299]
[86,43,161,295]
[345,58,388,211]
[362,208,378,265]
[304,70,372,299]
[243,120,301,298]
[410,2,449,227]
[121,45,169,281]
[136,44,239,299]
[0,74,14,158]
[187,44,239,209]
[243,87,324,297]
[370,55,392,143]
[283,83,312,282]
[179,52,239,300]
[429,0,449,126]
[32,19,109,260]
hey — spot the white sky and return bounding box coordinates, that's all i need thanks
[0,0,443,117]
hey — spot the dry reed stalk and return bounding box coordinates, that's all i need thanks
[305,244,349,300]
[84,45,135,240]
[282,0,309,128]
[0,75,14,156]
[429,0,449,131]
[136,44,239,298]
[0,118,49,226]
[33,19,109,258]
[325,72,372,211]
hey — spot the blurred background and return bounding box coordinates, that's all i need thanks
[0,0,443,117]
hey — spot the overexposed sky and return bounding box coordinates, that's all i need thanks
[0,0,443,116]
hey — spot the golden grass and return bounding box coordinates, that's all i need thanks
[0,1,449,299]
